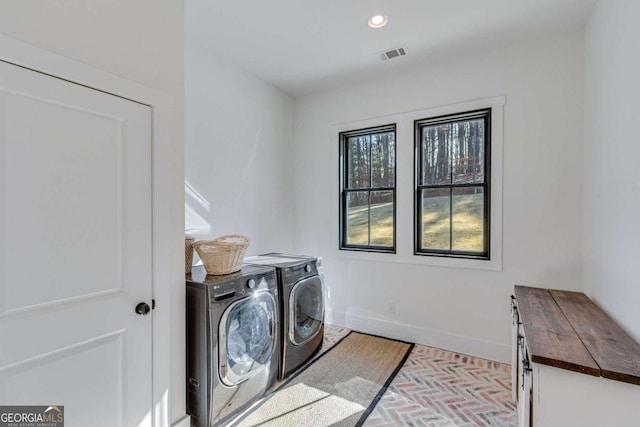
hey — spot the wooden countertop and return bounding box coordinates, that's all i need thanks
[514,285,640,386]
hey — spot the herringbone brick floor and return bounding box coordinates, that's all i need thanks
[322,325,517,427]
[320,324,351,354]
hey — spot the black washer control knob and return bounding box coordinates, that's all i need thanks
[247,279,256,289]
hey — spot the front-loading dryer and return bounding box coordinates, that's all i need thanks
[186,265,279,427]
[244,254,324,379]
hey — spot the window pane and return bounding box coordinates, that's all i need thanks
[453,119,485,184]
[451,187,484,252]
[421,188,451,250]
[369,191,394,246]
[415,110,489,259]
[346,191,369,245]
[347,136,371,189]
[421,124,451,185]
[371,132,395,188]
[341,125,396,252]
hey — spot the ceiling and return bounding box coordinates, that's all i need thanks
[185,0,596,96]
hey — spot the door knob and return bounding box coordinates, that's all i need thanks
[135,302,151,316]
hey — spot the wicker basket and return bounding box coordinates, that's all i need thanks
[185,235,195,274]
[192,234,250,275]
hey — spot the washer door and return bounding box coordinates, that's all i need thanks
[219,291,277,386]
[289,276,324,346]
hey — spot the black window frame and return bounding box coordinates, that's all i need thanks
[414,109,491,260]
[339,124,397,253]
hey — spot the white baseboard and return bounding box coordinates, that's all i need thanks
[326,309,510,363]
[171,415,190,427]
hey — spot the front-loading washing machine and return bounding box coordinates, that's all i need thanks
[244,254,324,379]
[186,264,279,426]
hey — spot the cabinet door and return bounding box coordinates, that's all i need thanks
[517,334,532,427]
[0,60,153,426]
[518,365,532,427]
[511,297,520,402]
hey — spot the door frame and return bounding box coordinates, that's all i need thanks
[0,34,182,427]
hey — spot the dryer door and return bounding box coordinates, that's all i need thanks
[219,291,277,386]
[289,276,324,346]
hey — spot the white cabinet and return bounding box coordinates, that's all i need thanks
[512,286,640,427]
[511,297,532,427]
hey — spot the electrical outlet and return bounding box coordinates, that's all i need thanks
[387,302,396,314]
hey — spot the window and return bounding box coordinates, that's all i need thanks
[415,109,490,259]
[339,124,396,252]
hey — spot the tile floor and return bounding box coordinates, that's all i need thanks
[321,325,517,427]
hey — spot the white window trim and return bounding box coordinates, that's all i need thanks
[331,96,505,271]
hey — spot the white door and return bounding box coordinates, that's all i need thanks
[0,60,153,426]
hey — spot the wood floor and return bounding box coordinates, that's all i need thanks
[321,325,517,427]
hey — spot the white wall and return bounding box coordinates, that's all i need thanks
[584,0,640,342]
[0,0,183,95]
[184,42,295,254]
[0,2,185,425]
[293,31,585,362]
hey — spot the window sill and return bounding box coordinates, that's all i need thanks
[414,251,489,261]
[333,247,502,272]
[339,246,396,255]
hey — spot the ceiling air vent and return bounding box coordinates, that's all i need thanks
[379,46,407,61]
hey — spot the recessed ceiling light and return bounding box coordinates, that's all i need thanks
[368,15,388,29]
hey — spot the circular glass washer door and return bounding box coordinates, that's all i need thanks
[289,276,324,346]
[219,290,277,386]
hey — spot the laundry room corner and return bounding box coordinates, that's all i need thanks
[183,9,297,255]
